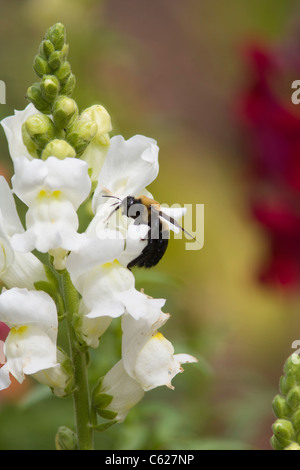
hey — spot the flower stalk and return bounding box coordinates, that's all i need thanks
[60,269,94,450]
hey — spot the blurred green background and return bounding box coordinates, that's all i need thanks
[1,0,300,450]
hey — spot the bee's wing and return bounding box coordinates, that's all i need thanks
[151,206,197,241]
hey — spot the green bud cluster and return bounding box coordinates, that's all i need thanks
[27,23,75,114]
[23,23,109,162]
[271,354,300,450]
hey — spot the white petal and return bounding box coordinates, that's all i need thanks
[101,360,145,422]
[121,306,168,378]
[11,199,83,253]
[81,139,109,183]
[93,135,159,211]
[66,233,124,281]
[82,262,133,319]
[1,103,39,161]
[121,307,197,391]
[80,261,164,320]
[3,324,57,383]
[0,176,24,236]
[0,365,11,390]
[77,300,112,348]
[12,156,91,209]
[32,350,72,397]
[1,251,47,289]
[0,288,57,332]
[0,214,15,273]
[11,156,91,253]
[117,222,149,267]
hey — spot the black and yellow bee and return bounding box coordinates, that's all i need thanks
[103,194,194,268]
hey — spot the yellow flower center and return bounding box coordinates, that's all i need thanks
[10,325,28,336]
[38,189,61,200]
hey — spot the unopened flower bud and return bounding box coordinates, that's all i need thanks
[272,395,291,419]
[25,114,56,149]
[45,23,66,51]
[55,426,77,451]
[80,105,112,145]
[39,39,55,59]
[22,123,39,158]
[56,61,72,84]
[285,442,300,450]
[26,83,52,114]
[287,386,300,410]
[52,96,78,130]
[79,105,112,180]
[292,409,300,430]
[60,73,76,97]
[33,55,50,78]
[272,419,296,448]
[40,75,60,104]
[66,119,98,156]
[48,50,64,71]
[42,139,76,160]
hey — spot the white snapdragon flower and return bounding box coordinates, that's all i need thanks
[92,134,159,211]
[0,288,59,390]
[84,134,160,268]
[68,257,165,321]
[10,156,91,253]
[98,304,197,422]
[121,305,196,391]
[1,103,41,161]
[91,134,186,267]
[0,176,47,289]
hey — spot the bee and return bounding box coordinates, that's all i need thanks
[103,194,194,268]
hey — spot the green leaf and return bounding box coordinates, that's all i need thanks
[92,421,117,433]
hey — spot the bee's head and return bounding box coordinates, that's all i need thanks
[121,196,136,216]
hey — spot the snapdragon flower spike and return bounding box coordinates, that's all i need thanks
[95,304,197,422]
[0,288,59,390]
[10,156,91,253]
[0,176,47,289]
[0,103,40,161]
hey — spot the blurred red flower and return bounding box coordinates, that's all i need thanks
[238,44,300,289]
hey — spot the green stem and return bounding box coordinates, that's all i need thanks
[60,270,94,450]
